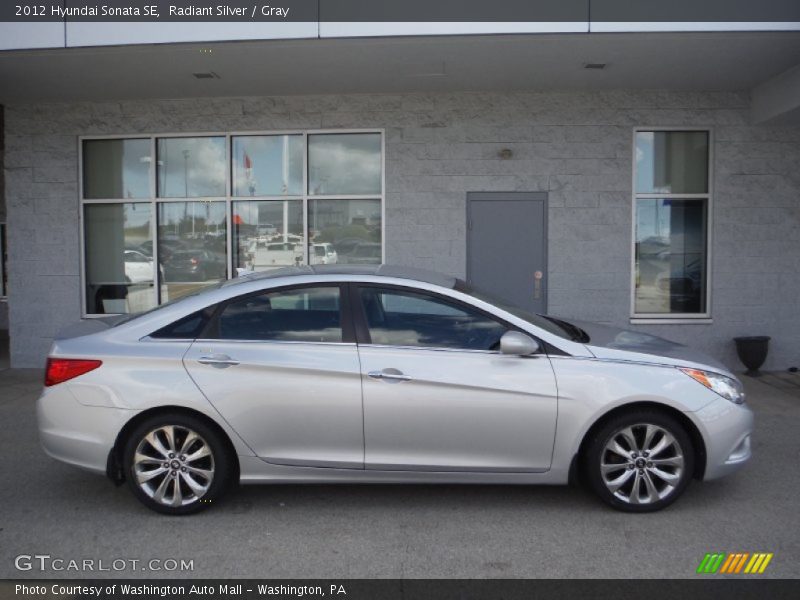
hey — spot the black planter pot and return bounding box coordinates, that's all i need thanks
[733,336,771,376]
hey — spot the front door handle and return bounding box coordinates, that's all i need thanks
[367,368,412,383]
[198,354,240,368]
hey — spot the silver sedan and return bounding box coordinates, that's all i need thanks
[37,265,752,514]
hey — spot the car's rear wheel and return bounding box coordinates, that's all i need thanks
[122,413,233,515]
[584,409,695,512]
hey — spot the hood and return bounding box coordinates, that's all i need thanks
[566,318,730,373]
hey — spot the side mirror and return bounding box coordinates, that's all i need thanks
[500,331,540,356]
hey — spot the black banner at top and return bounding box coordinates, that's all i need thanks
[1,0,800,22]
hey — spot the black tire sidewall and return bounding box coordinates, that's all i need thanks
[584,410,695,513]
[122,413,232,515]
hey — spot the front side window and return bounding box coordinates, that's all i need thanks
[634,130,710,317]
[217,286,342,343]
[359,287,507,351]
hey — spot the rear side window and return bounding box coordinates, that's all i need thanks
[216,286,342,343]
[150,308,213,339]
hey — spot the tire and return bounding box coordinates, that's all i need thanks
[122,413,234,515]
[583,409,695,512]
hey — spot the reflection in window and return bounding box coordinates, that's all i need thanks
[308,199,381,265]
[635,199,707,314]
[218,286,342,342]
[359,287,506,350]
[157,137,226,198]
[636,131,709,195]
[84,203,155,314]
[158,202,227,302]
[308,133,382,195]
[83,139,151,199]
[232,135,302,196]
[232,200,304,273]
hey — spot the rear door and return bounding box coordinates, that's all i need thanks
[184,283,364,469]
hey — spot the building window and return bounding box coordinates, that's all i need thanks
[633,130,710,318]
[80,131,383,315]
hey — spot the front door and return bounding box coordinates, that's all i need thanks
[467,192,548,314]
[184,284,364,469]
[354,284,559,472]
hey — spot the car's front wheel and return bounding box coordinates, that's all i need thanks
[122,413,233,515]
[584,409,695,512]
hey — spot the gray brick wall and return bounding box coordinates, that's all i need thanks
[3,91,799,370]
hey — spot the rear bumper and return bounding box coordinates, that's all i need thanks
[691,397,754,481]
[37,385,134,474]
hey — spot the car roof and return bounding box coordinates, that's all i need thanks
[222,264,458,289]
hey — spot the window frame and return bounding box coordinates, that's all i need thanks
[630,127,713,323]
[350,282,537,354]
[78,129,385,318]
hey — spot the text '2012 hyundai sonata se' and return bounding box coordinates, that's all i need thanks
[37,265,753,515]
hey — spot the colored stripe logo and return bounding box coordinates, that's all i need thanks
[697,552,773,574]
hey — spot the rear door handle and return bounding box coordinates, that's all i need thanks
[198,354,240,368]
[368,368,412,383]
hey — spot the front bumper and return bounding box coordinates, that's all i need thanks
[691,397,754,481]
[37,385,135,474]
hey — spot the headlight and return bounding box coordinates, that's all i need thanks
[680,368,745,404]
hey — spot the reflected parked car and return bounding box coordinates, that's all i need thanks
[259,242,303,267]
[38,265,751,515]
[123,250,155,284]
[310,243,338,265]
[346,242,382,264]
[163,249,226,282]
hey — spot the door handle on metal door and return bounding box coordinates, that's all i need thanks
[198,354,240,367]
[367,369,412,383]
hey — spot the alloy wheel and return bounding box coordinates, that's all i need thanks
[132,425,215,508]
[600,423,685,505]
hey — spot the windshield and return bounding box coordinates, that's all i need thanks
[454,280,577,341]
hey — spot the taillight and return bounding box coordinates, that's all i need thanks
[190,257,199,265]
[45,358,102,387]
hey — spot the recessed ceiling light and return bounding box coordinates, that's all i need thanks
[193,72,220,79]
[583,63,607,70]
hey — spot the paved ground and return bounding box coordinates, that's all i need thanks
[0,366,798,580]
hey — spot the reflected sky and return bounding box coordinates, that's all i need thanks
[157,137,226,198]
[309,133,382,195]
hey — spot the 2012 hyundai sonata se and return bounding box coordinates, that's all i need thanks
[37,265,752,514]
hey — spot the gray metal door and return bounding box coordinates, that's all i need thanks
[467,192,547,314]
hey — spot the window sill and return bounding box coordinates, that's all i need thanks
[630,318,713,325]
